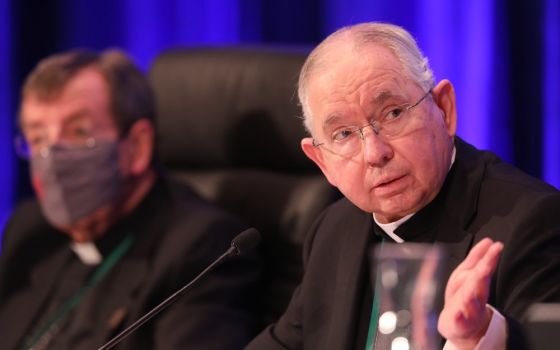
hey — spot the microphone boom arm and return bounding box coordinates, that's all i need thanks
[98,246,237,350]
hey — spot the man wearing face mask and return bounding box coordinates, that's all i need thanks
[0,49,261,350]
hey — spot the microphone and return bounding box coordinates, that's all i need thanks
[231,227,261,255]
[98,228,261,350]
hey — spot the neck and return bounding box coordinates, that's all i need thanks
[121,169,157,215]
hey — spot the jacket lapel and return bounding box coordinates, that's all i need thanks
[327,210,373,349]
[77,257,148,344]
[0,246,72,350]
[433,138,487,278]
[84,180,168,343]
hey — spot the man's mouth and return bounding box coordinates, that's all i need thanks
[374,174,405,188]
[372,174,408,194]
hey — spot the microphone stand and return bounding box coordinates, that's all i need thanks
[98,246,236,350]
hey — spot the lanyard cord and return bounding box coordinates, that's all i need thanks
[365,239,384,350]
[22,234,135,350]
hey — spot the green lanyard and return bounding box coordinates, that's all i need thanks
[22,234,135,350]
[365,240,384,350]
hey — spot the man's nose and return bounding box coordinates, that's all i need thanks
[360,127,394,167]
[45,127,64,146]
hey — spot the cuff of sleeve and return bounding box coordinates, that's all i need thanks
[442,304,507,350]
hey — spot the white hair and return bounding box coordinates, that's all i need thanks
[298,22,435,135]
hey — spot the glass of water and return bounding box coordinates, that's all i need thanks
[370,243,445,350]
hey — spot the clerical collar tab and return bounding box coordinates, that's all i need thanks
[372,213,414,243]
[70,241,103,265]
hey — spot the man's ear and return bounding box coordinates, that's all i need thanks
[123,118,155,176]
[431,79,457,137]
[301,137,337,187]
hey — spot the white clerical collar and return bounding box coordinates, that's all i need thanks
[70,241,103,265]
[373,213,412,242]
[372,145,457,242]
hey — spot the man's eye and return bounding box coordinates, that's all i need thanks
[332,129,355,142]
[385,107,405,121]
[26,134,47,147]
[69,126,92,138]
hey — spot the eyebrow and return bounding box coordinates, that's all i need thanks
[371,90,408,106]
[319,90,409,133]
[322,114,347,133]
[21,120,44,131]
[22,109,91,131]
[64,110,91,124]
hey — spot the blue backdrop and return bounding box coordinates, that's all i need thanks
[2,0,559,230]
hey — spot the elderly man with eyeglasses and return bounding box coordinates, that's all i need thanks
[247,22,560,350]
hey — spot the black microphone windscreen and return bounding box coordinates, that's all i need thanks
[231,228,261,255]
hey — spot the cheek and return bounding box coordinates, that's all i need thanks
[117,143,134,176]
[412,162,442,198]
[325,159,371,204]
[404,130,451,194]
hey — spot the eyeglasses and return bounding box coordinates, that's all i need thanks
[14,115,126,160]
[312,89,432,158]
[14,134,97,160]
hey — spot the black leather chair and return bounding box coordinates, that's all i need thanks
[148,47,340,327]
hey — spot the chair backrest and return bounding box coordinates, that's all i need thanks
[149,47,340,326]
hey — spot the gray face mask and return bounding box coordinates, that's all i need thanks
[30,140,121,228]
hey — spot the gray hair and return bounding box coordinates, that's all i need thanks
[298,22,435,135]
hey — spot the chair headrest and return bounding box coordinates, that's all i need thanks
[149,47,317,173]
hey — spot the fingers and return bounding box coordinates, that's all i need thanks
[458,238,494,270]
[439,239,503,345]
[475,241,503,277]
[448,275,485,318]
[439,278,492,342]
[466,241,503,303]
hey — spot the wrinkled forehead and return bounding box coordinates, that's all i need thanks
[305,44,416,125]
[307,42,413,100]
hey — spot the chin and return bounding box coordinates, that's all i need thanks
[69,234,90,243]
[49,221,71,233]
[371,195,421,221]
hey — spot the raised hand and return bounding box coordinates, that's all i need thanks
[438,238,504,349]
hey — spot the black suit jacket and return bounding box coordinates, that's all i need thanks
[247,138,560,350]
[0,176,262,350]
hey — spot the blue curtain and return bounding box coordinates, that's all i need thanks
[2,0,559,230]
[543,0,559,188]
[0,0,13,230]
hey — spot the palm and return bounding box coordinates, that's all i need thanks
[438,238,503,348]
